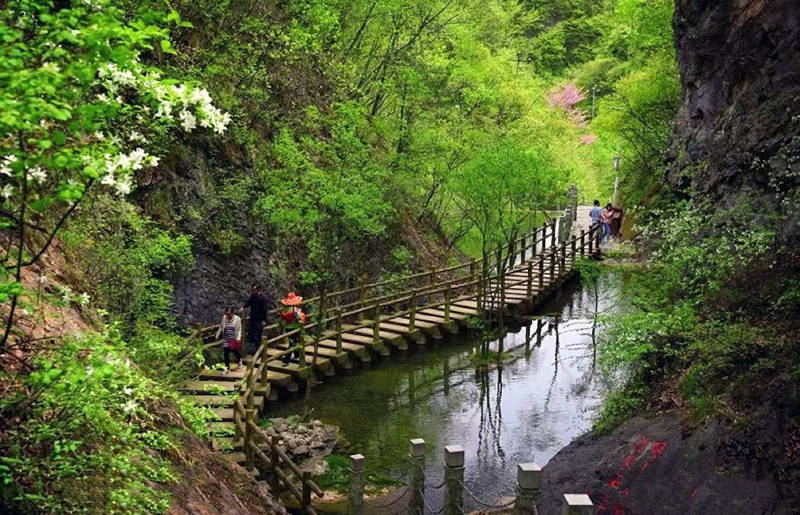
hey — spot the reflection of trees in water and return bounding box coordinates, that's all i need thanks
[476,366,506,468]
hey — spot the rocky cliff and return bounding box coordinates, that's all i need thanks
[667,0,800,238]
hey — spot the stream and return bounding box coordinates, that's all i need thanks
[270,274,619,511]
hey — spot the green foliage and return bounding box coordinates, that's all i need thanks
[595,204,787,430]
[64,195,195,330]
[0,0,227,343]
[0,326,217,513]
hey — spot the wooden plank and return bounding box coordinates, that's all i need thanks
[316,339,370,361]
[391,317,443,339]
[266,361,310,380]
[351,326,407,343]
[182,380,237,393]
[419,308,469,322]
[212,408,234,421]
[264,348,332,372]
[209,421,236,435]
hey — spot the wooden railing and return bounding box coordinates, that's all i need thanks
[190,212,573,345]
[231,391,324,514]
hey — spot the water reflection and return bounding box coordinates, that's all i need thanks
[270,275,619,510]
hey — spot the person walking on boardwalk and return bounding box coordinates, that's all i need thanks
[601,203,614,243]
[241,283,272,355]
[589,199,603,228]
[215,306,242,374]
[279,292,307,364]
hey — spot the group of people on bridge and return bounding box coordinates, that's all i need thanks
[214,283,307,374]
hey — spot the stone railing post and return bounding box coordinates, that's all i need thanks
[513,463,542,514]
[408,439,426,515]
[562,494,594,515]
[444,445,465,515]
[348,454,366,515]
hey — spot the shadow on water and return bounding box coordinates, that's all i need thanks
[270,274,620,511]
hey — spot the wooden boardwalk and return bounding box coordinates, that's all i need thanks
[180,204,600,510]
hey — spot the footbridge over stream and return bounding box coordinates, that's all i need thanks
[180,199,603,512]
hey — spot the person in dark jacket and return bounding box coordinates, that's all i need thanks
[241,283,272,354]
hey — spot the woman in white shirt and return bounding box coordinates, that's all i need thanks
[215,306,243,374]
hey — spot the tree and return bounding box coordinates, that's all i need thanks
[0,0,229,353]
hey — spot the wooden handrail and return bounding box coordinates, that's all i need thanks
[190,220,557,341]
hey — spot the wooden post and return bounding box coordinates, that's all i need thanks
[245,409,256,473]
[409,289,417,332]
[571,235,577,259]
[549,251,555,282]
[233,383,243,442]
[560,241,566,271]
[470,259,477,291]
[348,454,366,515]
[513,463,542,514]
[524,323,531,356]
[408,439,426,515]
[429,269,436,286]
[531,228,538,258]
[372,303,381,346]
[246,357,255,410]
[589,225,594,255]
[538,256,544,290]
[580,230,586,256]
[444,445,465,515]
[336,309,343,354]
[562,494,594,515]
[302,471,312,513]
[526,261,533,298]
[444,282,452,323]
[269,435,279,479]
[495,244,505,311]
[521,234,527,262]
[550,220,556,247]
[536,318,543,347]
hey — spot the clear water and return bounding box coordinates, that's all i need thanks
[269,276,618,511]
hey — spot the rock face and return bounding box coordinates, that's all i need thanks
[540,412,780,514]
[667,0,800,237]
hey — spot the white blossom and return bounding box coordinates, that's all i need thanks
[124,387,133,396]
[1,184,13,198]
[94,131,105,140]
[77,292,90,305]
[29,166,47,184]
[123,400,138,413]
[115,176,132,195]
[179,109,196,131]
[147,155,159,167]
